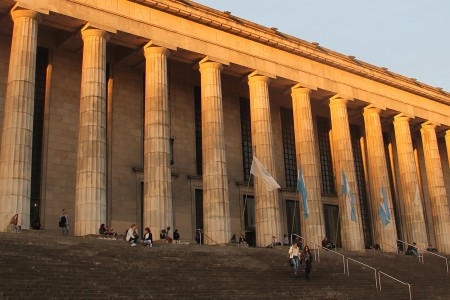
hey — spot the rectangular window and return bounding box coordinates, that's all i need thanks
[350,125,372,248]
[280,108,297,189]
[240,98,253,181]
[194,86,202,175]
[316,117,335,195]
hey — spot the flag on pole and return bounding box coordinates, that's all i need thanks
[379,180,391,226]
[297,167,309,218]
[250,156,281,191]
[342,171,357,222]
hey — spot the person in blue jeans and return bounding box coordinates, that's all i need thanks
[288,242,300,276]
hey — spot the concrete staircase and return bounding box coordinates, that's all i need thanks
[0,231,448,299]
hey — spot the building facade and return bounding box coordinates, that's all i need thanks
[1,0,450,252]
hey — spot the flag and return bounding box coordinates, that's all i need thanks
[250,156,281,191]
[342,171,357,222]
[297,167,309,218]
[379,180,391,226]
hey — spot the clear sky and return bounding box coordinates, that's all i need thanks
[192,0,450,92]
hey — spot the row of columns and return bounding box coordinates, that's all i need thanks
[1,8,450,254]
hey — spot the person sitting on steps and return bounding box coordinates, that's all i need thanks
[99,224,117,236]
[126,224,139,247]
[7,214,19,232]
[140,227,153,248]
[173,229,180,241]
[405,242,419,256]
[322,236,335,250]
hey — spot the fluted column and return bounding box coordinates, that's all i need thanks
[291,85,324,246]
[363,106,397,252]
[329,96,365,251]
[248,73,281,247]
[446,130,450,168]
[420,122,450,254]
[74,28,109,236]
[199,58,230,245]
[0,10,42,231]
[393,115,427,247]
[143,45,173,238]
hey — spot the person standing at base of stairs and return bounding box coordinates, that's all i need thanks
[301,246,313,280]
[59,208,69,236]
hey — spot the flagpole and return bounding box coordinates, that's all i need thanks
[241,173,252,236]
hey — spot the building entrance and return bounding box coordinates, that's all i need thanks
[323,204,341,247]
[243,195,256,247]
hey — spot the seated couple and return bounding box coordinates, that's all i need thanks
[99,224,117,236]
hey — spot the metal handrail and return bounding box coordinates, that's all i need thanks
[378,271,412,300]
[291,234,321,262]
[383,242,403,254]
[346,257,378,290]
[422,249,449,273]
[397,240,423,263]
[196,229,218,245]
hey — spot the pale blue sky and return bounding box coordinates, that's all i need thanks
[193,0,450,92]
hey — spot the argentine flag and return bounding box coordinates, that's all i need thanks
[379,180,391,226]
[297,167,309,218]
[342,170,357,222]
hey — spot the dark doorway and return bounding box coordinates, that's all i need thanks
[244,195,256,247]
[285,199,301,238]
[323,204,341,247]
[195,189,203,243]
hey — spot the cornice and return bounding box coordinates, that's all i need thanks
[130,0,449,105]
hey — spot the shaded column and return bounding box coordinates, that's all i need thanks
[291,85,324,246]
[0,9,42,231]
[199,58,230,245]
[248,73,281,247]
[420,122,450,254]
[143,45,173,238]
[393,115,427,247]
[446,130,450,168]
[363,106,397,252]
[74,28,110,236]
[329,95,365,251]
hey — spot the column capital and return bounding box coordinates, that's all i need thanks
[291,85,312,96]
[248,70,275,83]
[393,113,410,124]
[11,9,43,23]
[421,121,438,131]
[329,94,350,106]
[144,45,171,58]
[81,28,110,42]
[144,40,177,51]
[363,105,381,115]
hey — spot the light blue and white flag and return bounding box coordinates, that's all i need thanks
[297,167,309,218]
[250,156,281,191]
[342,170,357,222]
[378,180,391,226]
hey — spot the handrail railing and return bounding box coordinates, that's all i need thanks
[196,229,218,245]
[378,271,412,300]
[397,240,423,262]
[382,242,402,254]
[346,257,378,290]
[291,233,320,262]
[422,249,449,273]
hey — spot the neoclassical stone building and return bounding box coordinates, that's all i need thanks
[1,0,450,252]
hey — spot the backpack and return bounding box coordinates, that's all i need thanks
[59,216,66,227]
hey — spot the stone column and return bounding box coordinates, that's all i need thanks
[248,73,281,247]
[363,106,397,252]
[420,122,450,254]
[329,95,365,251]
[74,28,109,236]
[446,130,450,168]
[0,9,42,231]
[393,115,427,247]
[199,58,231,245]
[291,85,325,246]
[143,45,173,238]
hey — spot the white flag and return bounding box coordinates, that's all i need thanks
[250,156,281,191]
